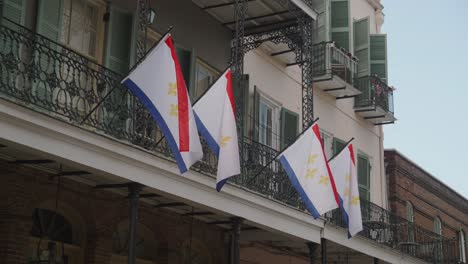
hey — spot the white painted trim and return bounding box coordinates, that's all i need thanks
[290,0,318,20]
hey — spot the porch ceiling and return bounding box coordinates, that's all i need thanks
[192,0,299,33]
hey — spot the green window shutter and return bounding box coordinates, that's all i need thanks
[357,154,370,201]
[2,0,26,26]
[105,8,133,75]
[232,74,250,138]
[332,137,346,155]
[330,0,349,50]
[280,108,299,149]
[175,46,196,94]
[312,0,328,43]
[36,0,63,42]
[253,86,259,141]
[370,34,388,83]
[353,17,370,77]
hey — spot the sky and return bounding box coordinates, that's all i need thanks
[382,0,468,198]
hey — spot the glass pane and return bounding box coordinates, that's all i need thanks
[65,0,98,57]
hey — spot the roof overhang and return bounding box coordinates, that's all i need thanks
[192,0,317,34]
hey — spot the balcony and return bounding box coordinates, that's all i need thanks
[0,19,457,263]
[325,201,460,263]
[312,42,361,98]
[354,75,396,125]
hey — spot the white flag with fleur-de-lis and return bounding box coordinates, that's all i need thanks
[277,123,340,218]
[193,69,240,192]
[122,33,202,174]
[329,142,363,238]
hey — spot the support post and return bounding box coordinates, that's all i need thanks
[230,217,243,264]
[127,183,143,264]
[321,238,327,264]
[306,242,320,264]
[297,11,314,128]
[374,257,379,264]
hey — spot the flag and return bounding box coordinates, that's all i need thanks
[329,142,363,238]
[277,123,340,218]
[121,33,203,173]
[193,69,240,191]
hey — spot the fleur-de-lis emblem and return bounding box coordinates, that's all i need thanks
[319,175,330,185]
[168,82,177,96]
[307,154,318,164]
[344,187,350,196]
[351,196,360,205]
[220,136,232,147]
[345,174,350,181]
[170,104,178,117]
[305,168,317,179]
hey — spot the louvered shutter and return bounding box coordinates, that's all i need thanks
[357,154,370,201]
[280,108,299,149]
[232,74,250,138]
[353,17,370,78]
[2,0,26,27]
[332,137,346,155]
[105,7,133,75]
[330,0,350,50]
[312,0,328,44]
[370,34,388,83]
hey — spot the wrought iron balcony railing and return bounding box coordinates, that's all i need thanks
[325,201,460,263]
[0,19,457,263]
[312,41,358,85]
[354,75,394,114]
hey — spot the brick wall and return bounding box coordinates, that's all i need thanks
[0,160,229,264]
[385,150,468,239]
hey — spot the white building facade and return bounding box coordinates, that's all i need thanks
[1,0,451,264]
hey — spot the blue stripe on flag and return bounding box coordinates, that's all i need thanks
[194,113,220,157]
[216,178,228,192]
[279,156,320,219]
[337,196,352,238]
[122,79,187,173]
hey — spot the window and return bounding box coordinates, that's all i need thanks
[433,217,443,261]
[112,221,158,263]
[28,208,81,264]
[320,131,333,159]
[433,217,442,235]
[194,59,219,100]
[357,153,371,201]
[406,201,415,244]
[257,92,281,150]
[406,201,414,222]
[460,230,466,263]
[332,137,346,155]
[61,0,101,59]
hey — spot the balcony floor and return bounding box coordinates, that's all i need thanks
[314,73,362,98]
[355,105,397,125]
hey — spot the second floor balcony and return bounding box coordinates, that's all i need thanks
[312,41,361,99]
[0,13,446,264]
[354,75,396,125]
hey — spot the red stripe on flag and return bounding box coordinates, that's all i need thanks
[165,36,189,152]
[312,124,341,207]
[348,143,356,165]
[225,70,236,116]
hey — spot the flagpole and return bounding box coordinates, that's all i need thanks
[246,117,320,186]
[80,26,174,125]
[327,137,354,162]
